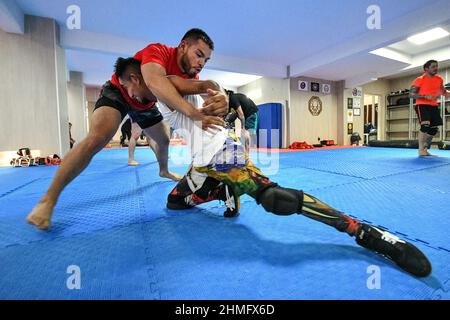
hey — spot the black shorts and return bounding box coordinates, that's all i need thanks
[94,81,163,129]
[414,104,443,127]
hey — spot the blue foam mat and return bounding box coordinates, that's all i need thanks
[0,146,449,299]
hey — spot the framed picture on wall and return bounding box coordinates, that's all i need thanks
[298,80,309,91]
[311,82,320,92]
[352,87,362,97]
[354,108,361,116]
[347,110,354,122]
[347,98,353,109]
[347,123,353,135]
[322,83,331,94]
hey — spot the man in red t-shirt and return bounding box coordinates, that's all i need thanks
[27,28,228,230]
[410,60,450,156]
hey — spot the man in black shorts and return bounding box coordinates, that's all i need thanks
[410,60,450,156]
[26,54,227,230]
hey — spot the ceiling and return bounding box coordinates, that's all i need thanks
[2,0,450,87]
[388,28,450,56]
[383,59,450,80]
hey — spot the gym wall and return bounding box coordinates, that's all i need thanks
[0,15,70,157]
[289,76,339,146]
[67,71,88,145]
[238,77,290,148]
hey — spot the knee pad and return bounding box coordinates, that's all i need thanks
[428,127,438,136]
[167,178,194,210]
[258,186,303,216]
[420,124,430,133]
[167,194,194,210]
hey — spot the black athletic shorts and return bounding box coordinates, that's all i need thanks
[94,81,163,129]
[414,104,443,127]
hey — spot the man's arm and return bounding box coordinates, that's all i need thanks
[409,86,438,100]
[166,75,220,95]
[235,106,246,128]
[141,62,224,129]
[440,85,450,98]
[165,75,229,116]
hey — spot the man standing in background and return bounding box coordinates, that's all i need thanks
[226,90,259,147]
[410,60,450,156]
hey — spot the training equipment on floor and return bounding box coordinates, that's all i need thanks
[10,148,61,167]
[368,140,419,149]
[438,141,450,150]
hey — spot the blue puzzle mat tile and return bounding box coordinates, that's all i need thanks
[0,224,155,300]
[1,147,449,299]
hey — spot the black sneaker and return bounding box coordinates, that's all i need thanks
[167,193,195,210]
[356,224,432,277]
[218,183,240,218]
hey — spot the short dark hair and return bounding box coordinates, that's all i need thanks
[423,60,438,70]
[114,57,141,79]
[182,28,214,50]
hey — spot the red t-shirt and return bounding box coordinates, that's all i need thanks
[134,43,199,80]
[110,43,198,111]
[110,74,155,111]
[411,74,444,106]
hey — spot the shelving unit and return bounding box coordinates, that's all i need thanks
[386,92,412,141]
[386,91,447,142]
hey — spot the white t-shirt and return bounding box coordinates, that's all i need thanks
[156,95,229,167]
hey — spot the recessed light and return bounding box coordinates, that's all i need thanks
[407,27,449,45]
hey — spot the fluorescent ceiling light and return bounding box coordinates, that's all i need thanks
[370,48,411,64]
[407,27,449,45]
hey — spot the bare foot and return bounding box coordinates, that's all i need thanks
[419,150,437,157]
[26,198,55,230]
[128,160,140,166]
[160,171,182,181]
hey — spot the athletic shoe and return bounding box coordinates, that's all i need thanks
[356,224,432,277]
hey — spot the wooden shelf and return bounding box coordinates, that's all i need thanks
[387,92,410,98]
[386,93,449,141]
[387,104,410,109]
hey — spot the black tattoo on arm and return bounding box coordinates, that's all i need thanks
[409,86,427,100]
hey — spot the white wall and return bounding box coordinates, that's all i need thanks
[237,77,289,147]
[55,27,70,156]
[67,71,87,144]
[361,68,450,142]
[237,71,449,147]
[0,15,69,156]
[238,76,362,146]
[389,67,450,92]
[238,77,289,106]
[289,77,338,145]
[362,79,390,140]
[85,86,101,132]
